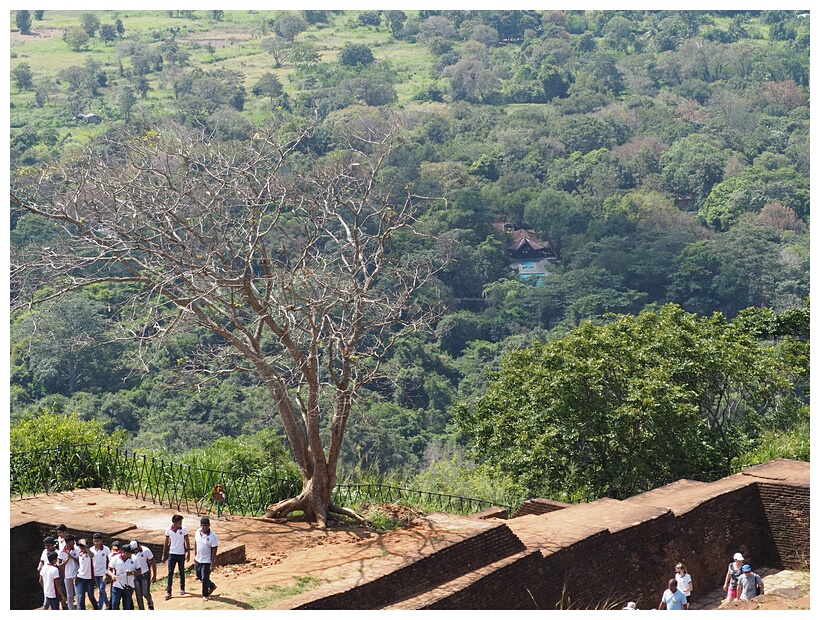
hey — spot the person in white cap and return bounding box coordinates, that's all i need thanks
[623,601,638,610]
[723,552,745,602]
[106,544,140,610]
[130,540,157,610]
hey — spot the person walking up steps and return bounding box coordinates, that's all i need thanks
[738,564,764,601]
[723,552,744,602]
[163,514,190,599]
[194,516,219,601]
[659,578,688,610]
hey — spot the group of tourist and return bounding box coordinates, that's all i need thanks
[621,552,765,610]
[37,515,219,610]
[722,552,765,603]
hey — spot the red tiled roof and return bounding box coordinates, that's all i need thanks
[507,229,552,252]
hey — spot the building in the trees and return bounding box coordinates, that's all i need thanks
[506,228,557,261]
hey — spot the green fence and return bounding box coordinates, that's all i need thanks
[9,443,516,517]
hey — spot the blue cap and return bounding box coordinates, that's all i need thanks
[741,564,752,572]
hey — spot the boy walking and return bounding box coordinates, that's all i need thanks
[56,534,79,609]
[37,537,58,609]
[194,516,219,601]
[91,534,111,610]
[39,551,66,610]
[131,539,157,609]
[162,514,190,599]
[107,544,140,610]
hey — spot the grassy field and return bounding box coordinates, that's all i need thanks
[10,8,439,136]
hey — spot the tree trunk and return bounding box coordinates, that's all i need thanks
[261,376,363,528]
[265,470,332,525]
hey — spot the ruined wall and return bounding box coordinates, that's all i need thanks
[295,522,526,609]
[534,483,773,609]
[291,460,809,609]
[527,462,809,610]
[757,481,810,568]
[512,498,571,518]
[10,522,42,610]
[421,549,547,609]
[658,483,777,602]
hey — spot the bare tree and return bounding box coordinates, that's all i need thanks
[11,117,445,527]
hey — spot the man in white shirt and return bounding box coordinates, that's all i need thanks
[162,514,190,599]
[56,534,80,609]
[75,539,99,610]
[194,516,219,601]
[39,551,66,610]
[91,534,111,610]
[131,539,157,610]
[55,525,69,609]
[55,524,68,552]
[37,536,58,609]
[106,544,140,610]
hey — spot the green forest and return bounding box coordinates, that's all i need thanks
[9,9,810,512]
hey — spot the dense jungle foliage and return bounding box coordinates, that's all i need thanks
[9,9,810,505]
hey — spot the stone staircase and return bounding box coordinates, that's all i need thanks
[283,512,543,610]
[382,548,546,609]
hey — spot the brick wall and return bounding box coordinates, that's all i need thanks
[526,467,809,610]
[512,498,571,518]
[757,481,810,569]
[294,522,525,609]
[666,483,778,600]
[422,549,547,609]
[538,528,619,609]
[290,460,809,610]
[10,523,42,610]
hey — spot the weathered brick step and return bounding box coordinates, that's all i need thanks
[292,518,526,609]
[382,548,546,610]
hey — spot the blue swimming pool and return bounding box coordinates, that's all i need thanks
[510,260,548,284]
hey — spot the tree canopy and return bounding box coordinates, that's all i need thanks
[8,10,810,511]
[455,304,800,501]
[11,117,445,526]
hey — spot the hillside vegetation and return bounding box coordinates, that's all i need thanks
[10,10,810,507]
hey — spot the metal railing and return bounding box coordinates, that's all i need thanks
[9,443,516,516]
